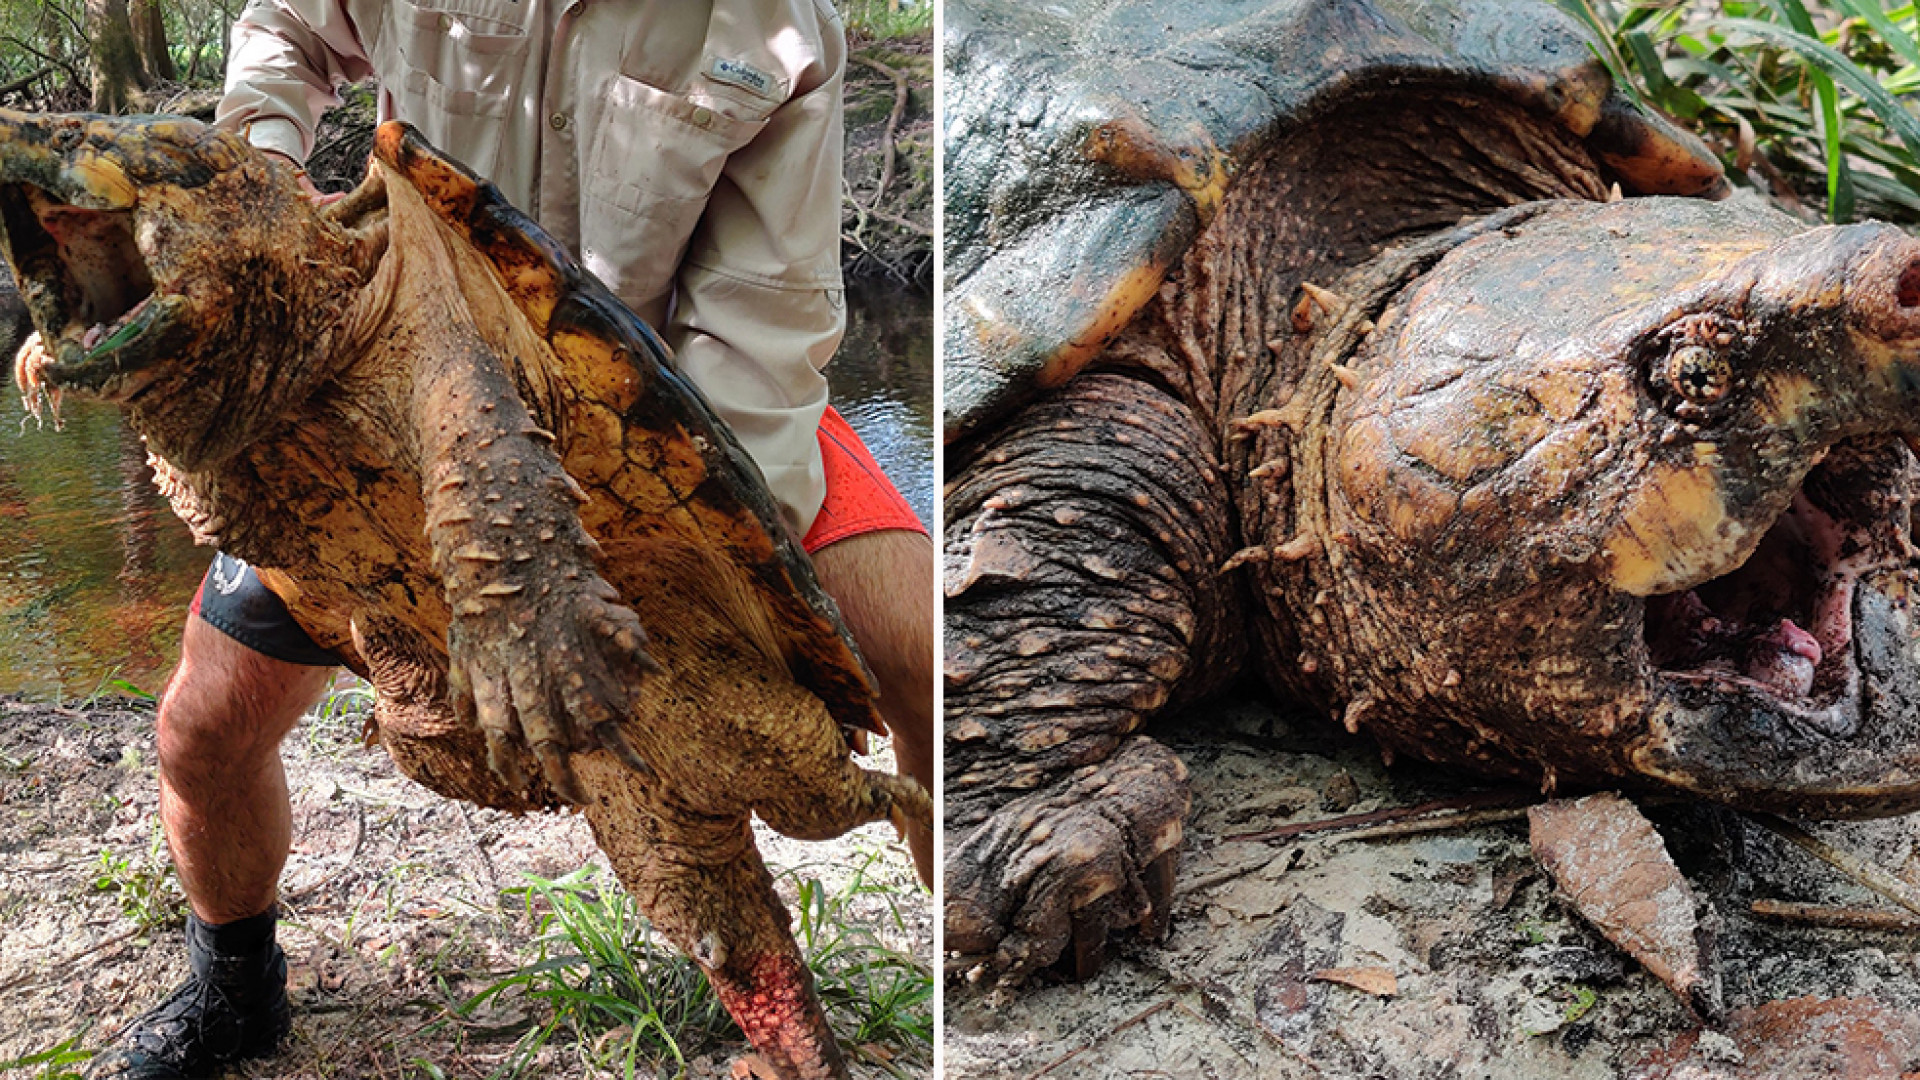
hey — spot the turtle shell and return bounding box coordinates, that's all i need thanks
[370,122,882,737]
[943,0,1728,442]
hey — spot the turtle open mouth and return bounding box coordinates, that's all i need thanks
[1642,434,1917,735]
[0,181,174,402]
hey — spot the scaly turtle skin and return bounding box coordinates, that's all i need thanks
[944,0,1920,984]
[0,112,929,1080]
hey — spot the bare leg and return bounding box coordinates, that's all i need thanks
[157,616,334,923]
[810,529,935,887]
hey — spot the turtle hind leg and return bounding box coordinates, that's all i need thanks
[572,755,850,1080]
[944,372,1245,983]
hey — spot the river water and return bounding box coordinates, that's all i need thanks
[0,285,932,700]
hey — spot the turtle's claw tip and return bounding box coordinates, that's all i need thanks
[535,742,585,804]
[597,722,652,776]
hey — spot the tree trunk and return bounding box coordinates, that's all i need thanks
[86,0,151,114]
[131,0,175,82]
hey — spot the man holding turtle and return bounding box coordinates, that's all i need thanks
[88,2,934,1076]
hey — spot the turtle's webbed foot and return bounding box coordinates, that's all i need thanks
[947,737,1189,985]
[446,563,661,804]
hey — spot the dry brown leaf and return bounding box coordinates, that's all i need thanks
[1308,965,1397,997]
[730,1055,781,1080]
[1529,792,1721,1019]
[1629,997,1920,1079]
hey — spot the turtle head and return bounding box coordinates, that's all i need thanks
[0,109,378,468]
[1328,196,1920,815]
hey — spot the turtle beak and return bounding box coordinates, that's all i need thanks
[0,110,207,401]
[1626,224,1920,815]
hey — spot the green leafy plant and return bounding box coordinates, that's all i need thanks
[836,0,931,40]
[1559,0,1920,223]
[787,851,933,1057]
[91,819,185,932]
[1561,983,1601,1023]
[303,676,376,754]
[0,1030,94,1080]
[465,857,931,1079]
[464,866,733,1079]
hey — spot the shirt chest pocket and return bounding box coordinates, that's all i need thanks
[587,74,772,216]
[579,74,772,306]
[385,0,530,120]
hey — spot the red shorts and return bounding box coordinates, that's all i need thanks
[197,407,924,664]
[801,406,928,553]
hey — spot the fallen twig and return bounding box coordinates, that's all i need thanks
[1182,855,1288,895]
[0,66,52,100]
[1750,814,1920,920]
[0,924,143,996]
[1333,805,1535,842]
[1750,898,1920,932]
[862,202,932,238]
[1226,790,1532,844]
[1019,998,1175,1080]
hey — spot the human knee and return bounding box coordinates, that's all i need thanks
[158,619,329,772]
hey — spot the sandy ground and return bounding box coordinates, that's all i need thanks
[946,694,1920,1080]
[0,692,930,1079]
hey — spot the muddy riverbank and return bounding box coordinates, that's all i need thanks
[947,694,1920,1079]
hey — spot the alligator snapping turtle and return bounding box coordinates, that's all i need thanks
[0,110,929,1080]
[943,0,1920,983]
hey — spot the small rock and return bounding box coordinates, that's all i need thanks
[1696,1029,1743,1064]
[1321,770,1360,811]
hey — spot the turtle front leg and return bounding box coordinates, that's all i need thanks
[945,373,1245,983]
[573,754,851,1080]
[410,332,658,803]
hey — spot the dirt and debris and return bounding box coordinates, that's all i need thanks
[945,695,1920,1079]
[0,693,929,1078]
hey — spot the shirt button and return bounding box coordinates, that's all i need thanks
[549,113,569,131]
[690,106,712,128]
[437,13,452,29]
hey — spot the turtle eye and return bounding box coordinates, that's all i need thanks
[1666,344,1732,405]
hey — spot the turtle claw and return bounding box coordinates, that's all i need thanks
[447,574,658,802]
[533,739,586,806]
[946,736,1192,985]
[1141,849,1178,941]
[1069,907,1109,981]
[595,721,652,775]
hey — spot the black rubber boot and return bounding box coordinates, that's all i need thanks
[87,908,291,1079]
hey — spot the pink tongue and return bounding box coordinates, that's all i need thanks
[1745,619,1821,698]
[1773,619,1823,665]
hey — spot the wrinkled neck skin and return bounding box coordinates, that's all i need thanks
[1098,93,1614,766]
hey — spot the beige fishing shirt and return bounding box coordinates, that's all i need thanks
[217,0,846,532]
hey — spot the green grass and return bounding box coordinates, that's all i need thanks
[464,854,931,1079]
[1562,0,1920,224]
[302,675,377,755]
[836,0,931,40]
[91,819,185,934]
[0,1030,92,1080]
